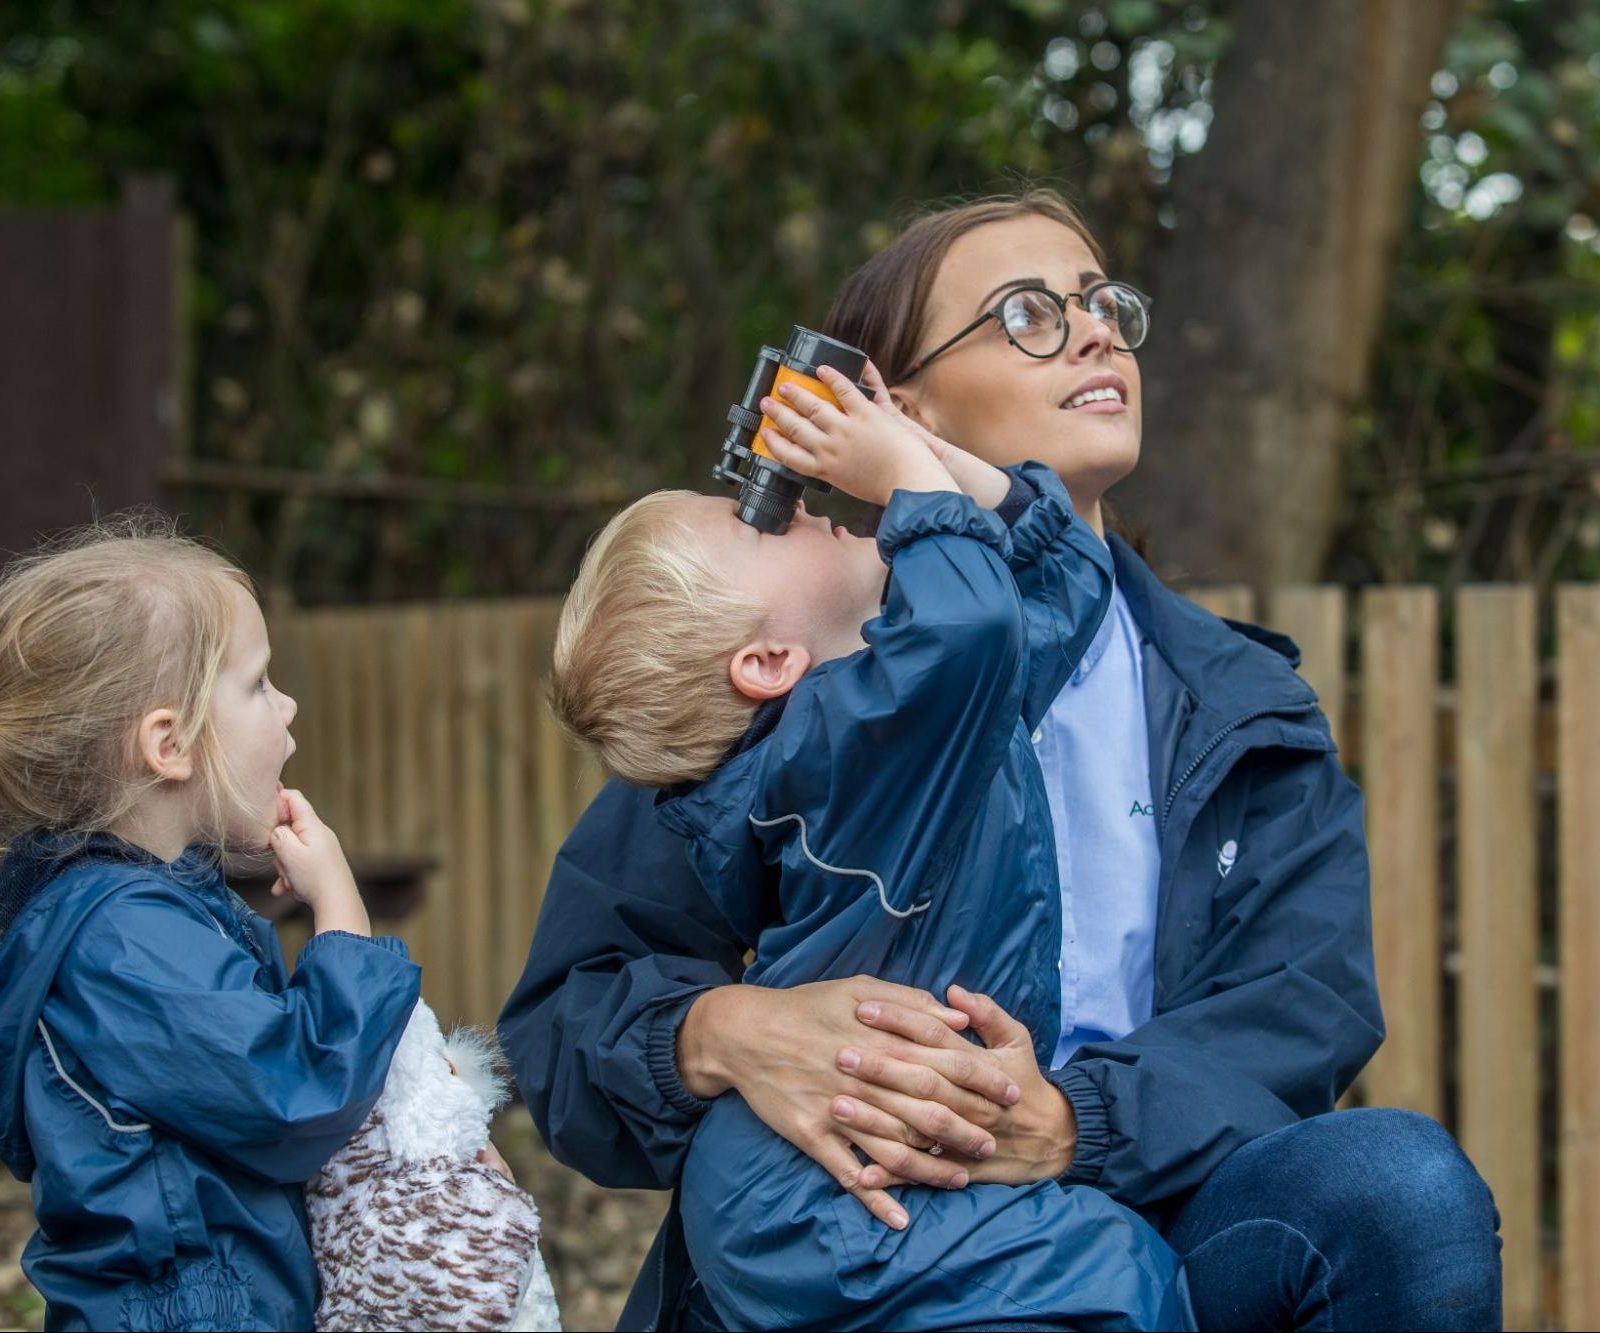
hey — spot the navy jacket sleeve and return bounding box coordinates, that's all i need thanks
[498,778,751,1188]
[742,488,1031,916]
[1048,747,1383,1210]
[995,462,1114,730]
[45,882,420,1184]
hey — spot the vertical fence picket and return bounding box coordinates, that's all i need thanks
[1185,584,1255,623]
[1457,586,1541,1331]
[1559,586,1600,1332]
[1270,585,1348,753]
[1359,588,1442,1118]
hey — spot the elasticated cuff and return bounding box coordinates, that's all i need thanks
[297,930,411,964]
[646,989,717,1120]
[875,488,1011,565]
[993,469,1041,528]
[1050,1062,1111,1187]
[1003,462,1079,568]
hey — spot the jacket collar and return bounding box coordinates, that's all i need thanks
[1108,533,1317,723]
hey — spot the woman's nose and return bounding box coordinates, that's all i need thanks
[1063,302,1114,361]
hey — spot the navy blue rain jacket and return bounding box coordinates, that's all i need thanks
[0,834,421,1332]
[500,485,1383,1333]
[659,468,1191,1330]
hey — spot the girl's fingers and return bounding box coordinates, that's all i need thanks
[838,1126,972,1190]
[278,787,320,835]
[812,1135,911,1230]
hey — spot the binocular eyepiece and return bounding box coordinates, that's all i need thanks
[713,326,870,534]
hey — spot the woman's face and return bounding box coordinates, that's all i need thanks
[894,215,1143,532]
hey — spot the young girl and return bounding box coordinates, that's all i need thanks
[0,523,422,1332]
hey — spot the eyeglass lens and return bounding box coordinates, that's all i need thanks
[998,285,1148,354]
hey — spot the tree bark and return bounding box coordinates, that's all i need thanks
[1118,0,1461,585]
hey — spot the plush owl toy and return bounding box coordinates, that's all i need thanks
[306,999,562,1332]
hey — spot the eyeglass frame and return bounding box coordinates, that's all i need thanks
[904,280,1154,377]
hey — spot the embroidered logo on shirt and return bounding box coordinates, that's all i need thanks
[1218,840,1239,877]
[1128,801,1154,817]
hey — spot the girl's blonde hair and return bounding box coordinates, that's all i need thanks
[0,517,259,849]
[551,491,765,788]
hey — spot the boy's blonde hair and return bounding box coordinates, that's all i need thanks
[552,491,766,787]
[0,517,260,849]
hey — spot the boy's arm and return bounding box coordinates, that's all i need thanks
[44,881,420,1183]
[994,462,1115,730]
[755,487,1029,917]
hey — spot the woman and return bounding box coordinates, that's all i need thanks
[500,191,1502,1332]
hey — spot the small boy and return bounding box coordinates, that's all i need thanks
[552,366,1192,1332]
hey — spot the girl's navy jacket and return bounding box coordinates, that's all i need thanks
[0,834,421,1331]
[500,475,1383,1332]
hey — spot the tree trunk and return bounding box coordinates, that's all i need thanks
[1118,0,1460,585]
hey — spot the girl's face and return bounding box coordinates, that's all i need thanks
[207,583,298,844]
[895,215,1143,532]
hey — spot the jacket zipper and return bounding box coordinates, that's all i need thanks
[1163,701,1320,821]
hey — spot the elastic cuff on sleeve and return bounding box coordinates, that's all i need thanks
[1051,1062,1111,1187]
[876,489,1011,564]
[993,469,1041,528]
[297,930,411,964]
[646,991,716,1120]
[1005,462,1078,567]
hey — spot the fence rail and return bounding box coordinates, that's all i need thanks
[271,582,1600,1332]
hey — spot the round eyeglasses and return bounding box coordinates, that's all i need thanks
[906,281,1152,376]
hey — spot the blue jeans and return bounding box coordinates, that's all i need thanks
[1165,1108,1502,1331]
[680,1108,1502,1331]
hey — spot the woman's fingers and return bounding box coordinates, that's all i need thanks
[837,1125,972,1191]
[841,1045,1008,1129]
[946,984,1032,1049]
[853,1001,1023,1106]
[811,1134,911,1230]
[833,1090,996,1160]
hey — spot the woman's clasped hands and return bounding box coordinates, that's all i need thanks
[680,977,1076,1230]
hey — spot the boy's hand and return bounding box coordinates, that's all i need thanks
[858,362,1010,510]
[758,362,956,507]
[269,787,372,937]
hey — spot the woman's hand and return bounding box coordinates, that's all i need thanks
[679,978,1020,1228]
[842,984,1077,1189]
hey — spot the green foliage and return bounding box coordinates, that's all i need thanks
[1,0,1594,596]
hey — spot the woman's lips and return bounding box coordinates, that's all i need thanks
[1065,398,1127,414]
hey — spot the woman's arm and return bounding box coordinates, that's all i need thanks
[836,748,1383,1208]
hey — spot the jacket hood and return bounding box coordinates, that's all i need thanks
[0,833,194,1180]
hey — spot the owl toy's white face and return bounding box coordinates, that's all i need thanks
[377,1000,509,1164]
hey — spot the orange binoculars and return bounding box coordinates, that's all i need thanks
[713,326,870,533]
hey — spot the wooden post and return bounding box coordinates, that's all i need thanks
[1456,586,1541,1331]
[1359,588,1441,1118]
[1270,585,1348,753]
[1558,586,1600,1332]
[1185,585,1256,623]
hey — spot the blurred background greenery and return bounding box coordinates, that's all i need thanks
[3,0,1596,604]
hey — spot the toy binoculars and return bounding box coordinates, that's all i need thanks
[712,326,870,533]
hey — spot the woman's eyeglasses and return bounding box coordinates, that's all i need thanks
[906,281,1152,376]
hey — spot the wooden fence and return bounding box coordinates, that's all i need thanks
[270,583,1600,1333]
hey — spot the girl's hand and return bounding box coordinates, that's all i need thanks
[679,978,1021,1229]
[477,1141,515,1181]
[757,363,956,506]
[843,984,1077,1189]
[269,788,371,937]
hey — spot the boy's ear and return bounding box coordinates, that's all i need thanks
[135,709,194,783]
[729,641,812,702]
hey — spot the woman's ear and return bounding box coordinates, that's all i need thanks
[135,709,195,783]
[891,382,938,434]
[729,641,812,701]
